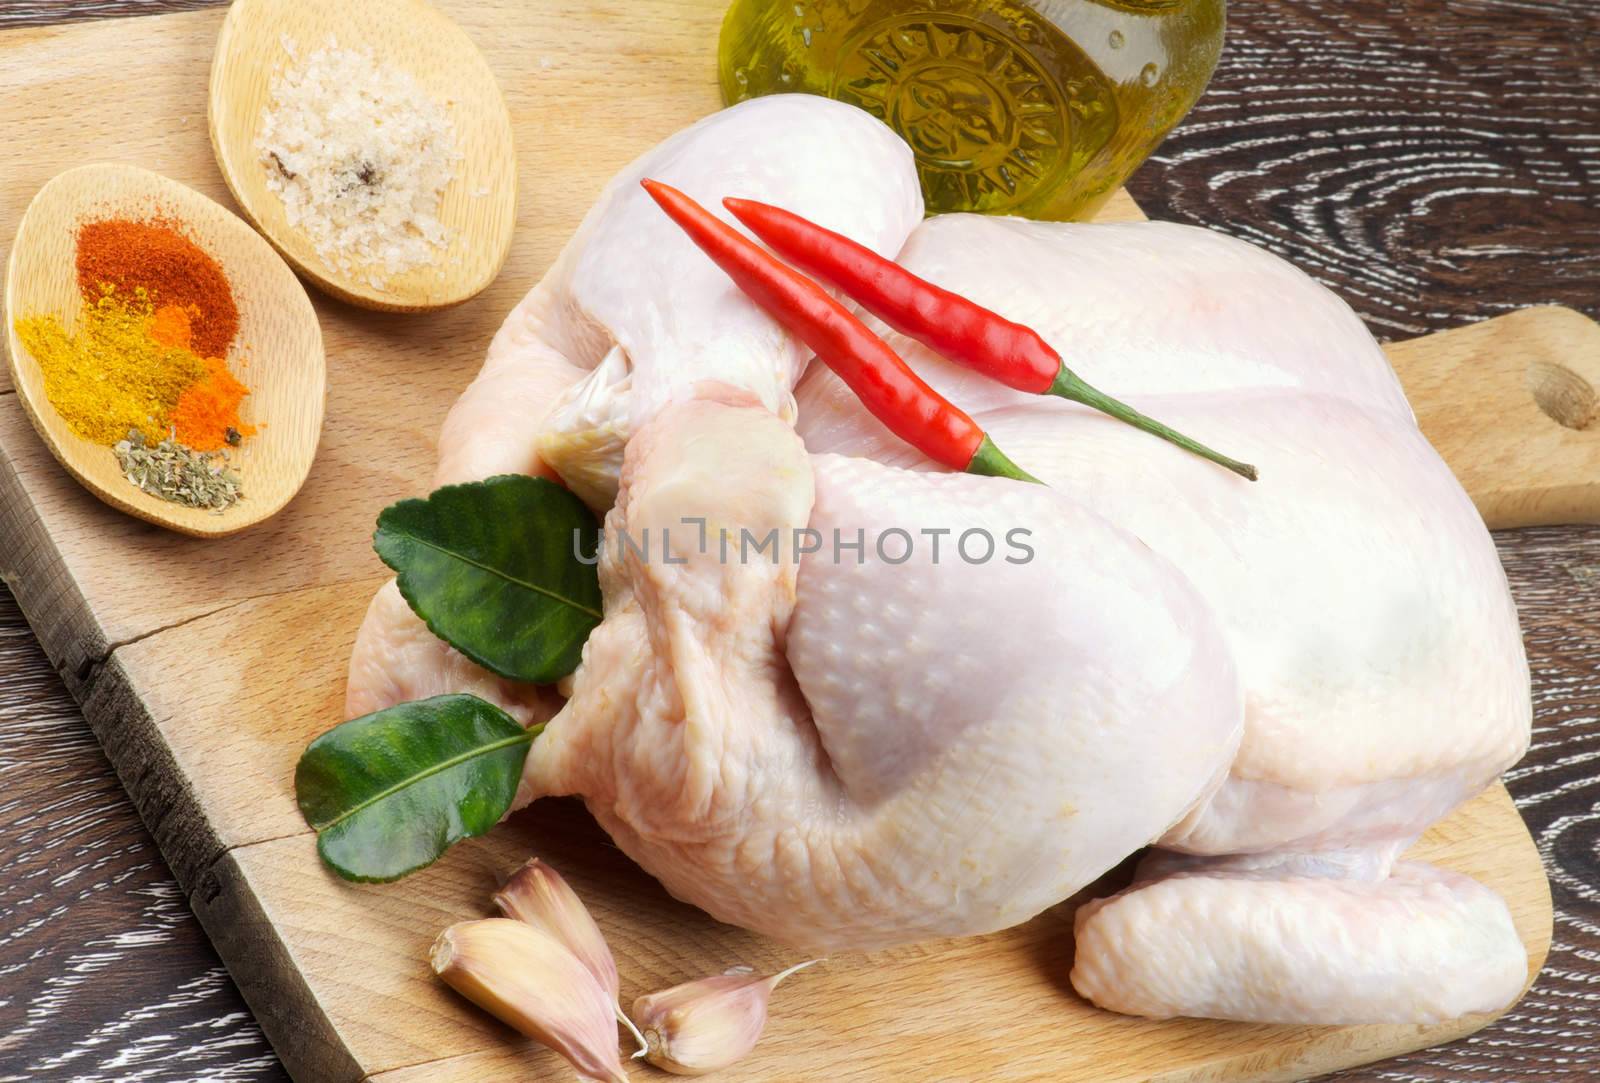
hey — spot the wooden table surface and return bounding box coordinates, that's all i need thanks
[0,0,1596,1080]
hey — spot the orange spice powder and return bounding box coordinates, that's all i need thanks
[148,303,195,350]
[168,355,257,451]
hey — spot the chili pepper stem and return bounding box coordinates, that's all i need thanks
[967,436,1043,484]
[1048,368,1259,482]
[645,179,1037,484]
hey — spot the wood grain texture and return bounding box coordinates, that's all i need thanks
[890,122,1600,534]
[208,0,519,311]
[4,163,326,536]
[0,2,1595,1083]
[0,585,282,1082]
[1380,305,1600,528]
[0,0,220,27]
[1139,0,1600,343]
[186,786,1548,1083]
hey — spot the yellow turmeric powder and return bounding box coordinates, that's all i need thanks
[15,287,208,446]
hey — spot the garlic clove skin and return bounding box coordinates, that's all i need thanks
[493,859,649,1059]
[631,961,816,1076]
[431,918,629,1083]
[493,857,620,1003]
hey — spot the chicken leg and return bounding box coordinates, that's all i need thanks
[523,391,1243,951]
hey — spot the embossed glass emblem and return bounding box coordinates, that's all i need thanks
[831,13,1117,214]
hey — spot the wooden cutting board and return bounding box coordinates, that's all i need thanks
[0,3,1575,1081]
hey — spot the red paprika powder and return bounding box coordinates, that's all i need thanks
[75,218,239,359]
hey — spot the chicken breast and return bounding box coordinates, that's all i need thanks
[788,212,1529,1018]
[796,214,1530,847]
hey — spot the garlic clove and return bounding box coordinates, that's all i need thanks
[431,918,629,1083]
[492,859,650,1058]
[494,858,620,1003]
[631,961,817,1076]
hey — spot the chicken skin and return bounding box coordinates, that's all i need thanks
[346,95,1532,1025]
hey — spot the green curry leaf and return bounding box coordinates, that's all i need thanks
[296,694,537,882]
[375,475,602,683]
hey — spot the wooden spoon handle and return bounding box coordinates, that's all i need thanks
[1385,305,1600,529]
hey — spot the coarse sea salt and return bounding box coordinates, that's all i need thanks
[256,37,463,291]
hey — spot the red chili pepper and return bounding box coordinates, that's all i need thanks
[641,179,1038,483]
[723,197,1258,482]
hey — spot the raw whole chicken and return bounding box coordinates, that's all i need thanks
[347,95,1532,1025]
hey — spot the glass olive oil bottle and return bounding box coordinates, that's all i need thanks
[719,0,1224,219]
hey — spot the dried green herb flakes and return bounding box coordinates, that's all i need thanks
[113,429,243,511]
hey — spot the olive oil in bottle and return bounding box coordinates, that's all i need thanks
[718,0,1224,220]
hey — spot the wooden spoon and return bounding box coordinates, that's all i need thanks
[208,0,518,311]
[3,164,325,538]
